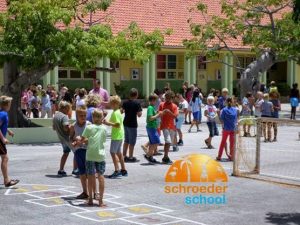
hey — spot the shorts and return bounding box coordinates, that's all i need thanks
[239,116,254,125]
[207,121,217,137]
[290,97,299,107]
[62,143,71,153]
[176,116,185,129]
[110,140,123,154]
[0,139,7,155]
[147,127,160,145]
[162,129,176,144]
[86,161,106,175]
[74,148,86,175]
[192,111,200,122]
[124,126,137,145]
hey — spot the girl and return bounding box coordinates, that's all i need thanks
[217,97,238,161]
[188,89,202,133]
[260,94,274,142]
[289,83,299,120]
[270,91,281,142]
[40,89,52,118]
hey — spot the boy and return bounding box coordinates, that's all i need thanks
[70,106,90,199]
[145,94,162,163]
[260,94,274,142]
[30,90,40,118]
[53,101,74,176]
[104,95,128,178]
[159,91,178,164]
[122,88,142,162]
[82,109,107,206]
[0,96,19,187]
[175,94,188,146]
[204,96,218,149]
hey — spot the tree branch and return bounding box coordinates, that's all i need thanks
[0,51,23,57]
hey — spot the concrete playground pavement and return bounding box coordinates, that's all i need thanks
[0,104,299,225]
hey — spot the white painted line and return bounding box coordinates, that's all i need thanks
[24,199,69,208]
[120,218,146,225]
[137,203,174,213]
[158,220,184,225]
[105,199,129,207]
[260,173,300,181]
[24,190,77,199]
[157,214,207,225]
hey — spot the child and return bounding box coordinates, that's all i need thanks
[70,106,91,199]
[204,96,218,149]
[40,89,52,118]
[82,109,107,207]
[188,89,201,133]
[217,97,238,161]
[104,96,128,178]
[0,96,19,187]
[254,91,264,118]
[260,93,274,142]
[53,101,73,176]
[21,90,29,116]
[159,91,178,164]
[30,90,40,118]
[76,88,87,109]
[86,94,101,123]
[185,85,194,124]
[122,88,142,162]
[240,92,254,137]
[175,93,188,146]
[270,91,281,142]
[145,94,162,163]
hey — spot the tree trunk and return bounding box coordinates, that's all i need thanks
[2,61,40,127]
[239,51,276,98]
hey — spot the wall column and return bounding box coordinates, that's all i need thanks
[43,71,51,88]
[287,60,296,88]
[149,53,156,93]
[103,57,111,94]
[190,56,197,85]
[259,71,267,84]
[222,55,229,90]
[184,56,191,85]
[96,58,104,85]
[227,54,234,95]
[50,66,58,90]
[143,60,150,97]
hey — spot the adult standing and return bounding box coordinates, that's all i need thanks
[89,79,110,110]
[289,83,299,120]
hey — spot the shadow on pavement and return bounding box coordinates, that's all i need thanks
[265,212,300,225]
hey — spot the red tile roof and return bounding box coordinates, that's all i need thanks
[0,0,291,49]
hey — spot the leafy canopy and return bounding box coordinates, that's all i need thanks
[0,0,165,71]
[184,0,300,64]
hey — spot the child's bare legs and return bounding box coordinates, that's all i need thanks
[59,152,69,171]
[147,144,158,157]
[79,175,87,194]
[98,174,105,207]
[123,142,128,157]
[128,144,135,158]
[262,122,267,141]
[177,129,183,141]
[1,155,9,184]
[273,123,278,141]
[87,174,96,205]
[111,153,119,171]
[188,111,192,123]
[117,152,126,171]
[164,143,170,158]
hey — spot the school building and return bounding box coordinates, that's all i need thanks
[0,0,299,97]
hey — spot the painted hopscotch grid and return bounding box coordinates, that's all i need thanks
[4,184,205,225]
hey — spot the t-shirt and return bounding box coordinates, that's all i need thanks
[53,111,70,145]
[290,88,299,98]
[146,105,157,129]
[73,121,91,151]
[220,107,238,131]
[109,109,124,140]
[178,100,188,118]
[89,88,109,109]
[241,97,252,116]
[204,105,217,122]
[0,111,9,137]
[122,100,142,128]
[41,95,51,110]
[76,98,86,109]
[82,124,107,162]
[30,96,39,109]
[86,107,95,123]
[218,96,227,110]
[190,97,201,113]
[261,101,273,117]
[159,102,178,130]
[254,99,264,117]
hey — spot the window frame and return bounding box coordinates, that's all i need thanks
[156,54,184,80]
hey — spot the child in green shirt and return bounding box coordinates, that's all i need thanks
[104,96,128,178]
[82,109,107,207]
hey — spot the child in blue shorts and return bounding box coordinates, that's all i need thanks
[70,106,91,199]
[82,109,107,207]
[188,90,202,132]
[145,94,162,163]
[204,96,218,149]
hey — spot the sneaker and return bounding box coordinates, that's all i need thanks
[141,145,148,154]
[72,169,80,176]
[76,192,89,199]
[124,156,130,162]
[144,155,158,164]
[216,157,221,161]
[273,138,277,142]
[57,170,67,176]
[127,157,138,163]
[188,129,191,133]
[162,157,173,164]
[208,145,215,149]
[177,140,183,146]
[121,170,128,176]
[107,171,122,179]
[173,145,179,152]
[197,129,202,132]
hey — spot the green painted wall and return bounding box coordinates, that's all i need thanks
[118,80,143,98]
[156,80,183,93]
[59,79,93,92]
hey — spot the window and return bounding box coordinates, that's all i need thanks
[197,56,207,70]
[70,70,81,78]
[84,70,96,79]
[58,70,68,79]
[156,54,183,80]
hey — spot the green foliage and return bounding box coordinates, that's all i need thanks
[277,82,291,96]
[185,0,300,64]
[113,82,127,99]
[0,0,165,72]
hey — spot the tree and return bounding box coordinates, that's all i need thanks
[0,0,166,127]
[184,0,300,97]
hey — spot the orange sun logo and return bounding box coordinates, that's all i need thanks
[165,154,228,183]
